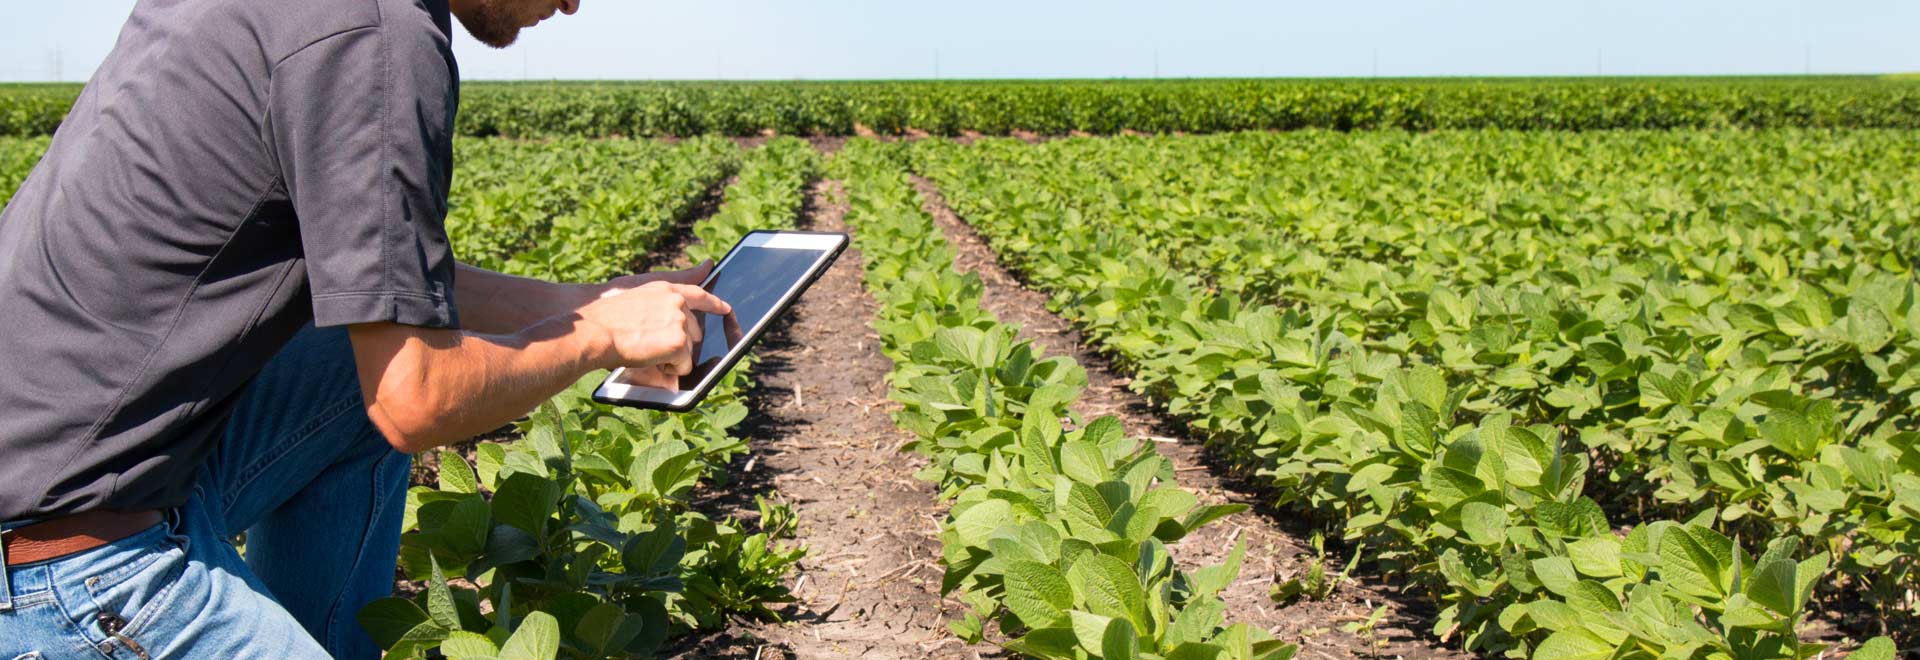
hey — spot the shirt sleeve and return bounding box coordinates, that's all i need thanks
[266,17,460,329]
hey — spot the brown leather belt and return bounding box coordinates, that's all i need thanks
[3,509,166,566]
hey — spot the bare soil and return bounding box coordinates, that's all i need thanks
[668,181,988,659]
[805,137,849,156]
[908,175,1468,660]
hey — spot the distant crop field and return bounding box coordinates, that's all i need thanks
[5,76,1920,138]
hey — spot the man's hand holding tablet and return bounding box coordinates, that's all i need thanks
[594,230,849,411]
[578,275,735,389]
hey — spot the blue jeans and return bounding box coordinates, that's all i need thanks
[1,326,411,660]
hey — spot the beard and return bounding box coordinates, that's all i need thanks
[454,0,526,49]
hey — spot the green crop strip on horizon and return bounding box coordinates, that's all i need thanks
[7,77,1920,139]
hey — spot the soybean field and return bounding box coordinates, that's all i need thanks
[0,77,1914,660]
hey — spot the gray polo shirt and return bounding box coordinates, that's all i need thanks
[0,0,461,522]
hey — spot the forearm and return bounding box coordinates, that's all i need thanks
[454,262,600,334]
[354,262,721,453]
[352,316,612,454]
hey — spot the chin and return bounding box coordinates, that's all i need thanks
[472,24,522,48]
[454,7,525,49]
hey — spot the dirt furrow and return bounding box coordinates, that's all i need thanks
[909,175,1467,660]
[674,180,982,659]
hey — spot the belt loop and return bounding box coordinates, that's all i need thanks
[1,527,14,610]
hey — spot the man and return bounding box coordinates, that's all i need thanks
[0,0,726,657]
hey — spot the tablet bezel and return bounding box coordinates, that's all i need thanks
[591,230,848,412]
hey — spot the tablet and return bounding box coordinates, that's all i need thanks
[592,230,848,411]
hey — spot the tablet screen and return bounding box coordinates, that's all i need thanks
[610,241,825,391]
[677,243,821,389]
[598,231,846,409]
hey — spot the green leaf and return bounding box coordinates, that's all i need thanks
[1067,554,1148,630]
[1743,555,1798,617]
[1003,561,1074,629]
[1719,594,1782,629]
[1565,581,1623,615]
[1760,408,1819,460]
[481,524,541,569]
[934,326,985,366]
[631,439,697,499]
[427,554,461,630]
[356,597,430,650]
[1526,600,1583,631]
[1008,627,1081,658]
[1534,629,1615,660]
[1532,556,1580,598]
[1168,597,1224,647]
[491,473,560,537]
[440,631,500,659]
[439,449,479,494]
[622,523,686,576]
[475,443,506,490]
[1252,640,1298,660]
[1079,416,1127,451]
[497,611,561,660]
[1460,501,1506,547]
[1565,536,1622,578]
[1165,642,1226,660]
[573,602,643,657]
[1023,402,1065,450]
[1791,553,1829,616]
[953,499,1013,548]
[1180,504,1247,533]
[1534,498,1609,538]
[990,522,1063,565]
[1851,637,1899,660]
[1063,481,1114,533]
[1101,617,1140,660]
[442,496,491,560]
[387,621,453,660]
[1138,488,1199,522]
[1658,525,1729,601]
[1061,440,1110,485]
[1191,540,1245,598]
[1070,611,1116,655]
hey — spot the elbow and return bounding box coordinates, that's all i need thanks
[367,404,430,455]
[349,322,464,455]
[364,381,449,455]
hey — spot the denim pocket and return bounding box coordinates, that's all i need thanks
[66,524,172,597]
[75,522,191,653]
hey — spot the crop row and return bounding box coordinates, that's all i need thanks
[908,133,1909,658]
[6,78,1920,138]
[445,137,699,271]
[358,137,822,660]
[828,138,1296,660]
[0,136,48,200]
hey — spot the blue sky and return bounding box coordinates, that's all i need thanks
[1,0,1915,82]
